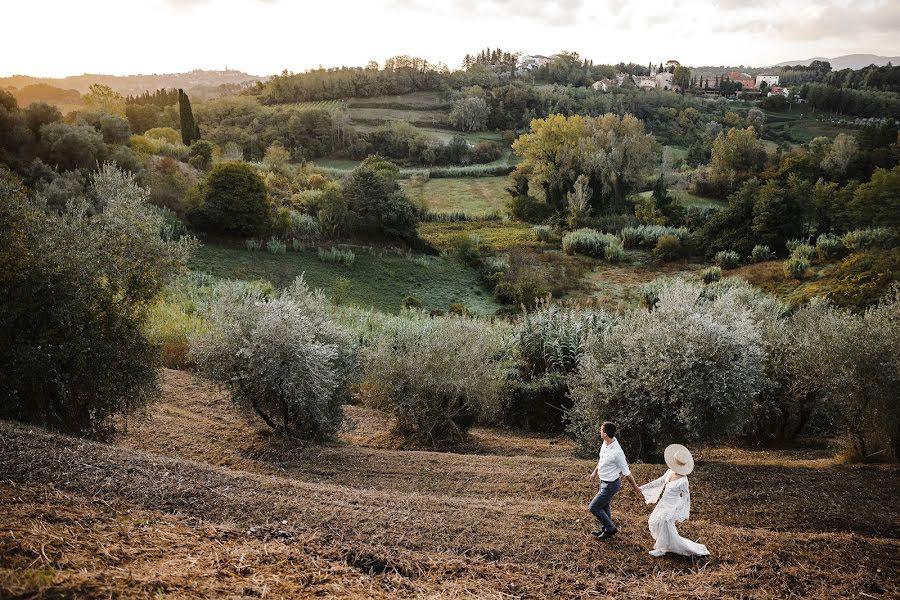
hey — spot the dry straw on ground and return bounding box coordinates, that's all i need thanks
[1,369,898,598]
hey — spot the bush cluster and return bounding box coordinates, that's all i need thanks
[361,314,506,445]
[562,228,619,258]
[715,250,742,269]
[750,244,774,263]
[621,224,689,249]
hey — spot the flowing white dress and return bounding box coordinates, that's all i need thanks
[639,469,709,557]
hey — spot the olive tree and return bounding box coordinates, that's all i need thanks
[0,165,193,436]
[362,314,507,446]
[191,276,356,440]
[567,279,769,459]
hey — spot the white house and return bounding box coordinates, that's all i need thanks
[591,78,619,92]
[655,71,678,91]
[756,74,779,88]
[518,55,550,70]
[633,75,657,91]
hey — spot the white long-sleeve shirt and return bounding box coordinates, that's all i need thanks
[596,438,631,482]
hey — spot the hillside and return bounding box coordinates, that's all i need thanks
[772,54,900,70]
[1,369,898,598]
[0,69,264,96]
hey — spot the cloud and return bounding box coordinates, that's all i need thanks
[387,0,587,26]
[781,1,900,39]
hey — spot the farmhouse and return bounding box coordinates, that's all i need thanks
[655,71,678,91]
[728,70,756,89]
[518,54,554,70]
[591,78,619,92]
[633,75,657,91]
[756,74,779,88]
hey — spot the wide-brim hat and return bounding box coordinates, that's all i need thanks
[664,444,694,475]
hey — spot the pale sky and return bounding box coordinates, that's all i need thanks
[3,0,898,77]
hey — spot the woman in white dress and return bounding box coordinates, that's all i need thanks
[639,444,709,558]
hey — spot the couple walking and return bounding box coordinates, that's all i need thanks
[587,421,709,558]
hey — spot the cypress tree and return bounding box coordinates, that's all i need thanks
[178,88,198,146]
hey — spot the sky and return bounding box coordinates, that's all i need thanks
[2,0,899,77]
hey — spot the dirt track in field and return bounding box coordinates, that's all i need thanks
[1,369,898,599]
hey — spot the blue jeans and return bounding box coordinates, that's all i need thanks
[588,478,621,532]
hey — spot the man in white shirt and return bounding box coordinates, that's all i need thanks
[587,421,642,539]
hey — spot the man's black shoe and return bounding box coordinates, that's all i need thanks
[590,529,604,537]
[598,528,618,540]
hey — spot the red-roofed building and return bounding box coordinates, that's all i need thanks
[728,71,756,90]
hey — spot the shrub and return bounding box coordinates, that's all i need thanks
[289,211,320,238]
[189,162,270,237]
[448,302,469,316]
[493,275,549,309]
[621,224,689,249]
[496,374,570,432]
[0,165,193,436]
[267,237,286,255]
[472,140,502,164]
[701,265,722,283]
[188,140,215,170]
[245,239,262,251]
[750,244,774,263]
[507,194,554,223]
[816,233,845,260]
[785,238,809,255]
[291,238,306,252]
[715,250,741,269]
[451,234,482,267]
[533,225,553,242]
[653,234,683,261]
[604,240,626,263]
[562,228,618,258]
[842,227,897,252]
[791,243,815,261]
[401,295,423,310]
[783,256,809,279]
[191,277,357,439]
[361,315,506,445]
[144,127,182,144]
[567,280,768,460]
[318,246,355,265]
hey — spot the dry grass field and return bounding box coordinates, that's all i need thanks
[1,369,898,599]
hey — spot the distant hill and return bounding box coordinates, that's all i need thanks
[772,54,900,70]
[0,69,266,97]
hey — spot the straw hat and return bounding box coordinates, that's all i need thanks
[664,444,694,475]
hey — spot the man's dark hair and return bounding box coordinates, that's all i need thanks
[601,421,617,437]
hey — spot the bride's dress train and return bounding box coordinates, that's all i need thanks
[640,470,709,557]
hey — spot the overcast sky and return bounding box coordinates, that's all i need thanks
[3,0,898,77]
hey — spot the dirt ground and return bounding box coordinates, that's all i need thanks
[1,369,898,599]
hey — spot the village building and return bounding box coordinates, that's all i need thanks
[728,70,756,90]
[756,74,780,88]
[655,71,678,91]
[633,75,657,91]
[591,78,619,92]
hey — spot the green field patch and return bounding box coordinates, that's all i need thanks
[419,220,539,252]
[761,106,857,143]
[347,91,450,110]
[403,176,509,216]
[349,107,449,128]
[191,243,499,315]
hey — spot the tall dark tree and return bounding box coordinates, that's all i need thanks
[178,88,200,146]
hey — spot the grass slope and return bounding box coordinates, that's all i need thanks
[403,176,510,216]
[762,106,857,143]
[190,243,499,314]
[1,369,897,598]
